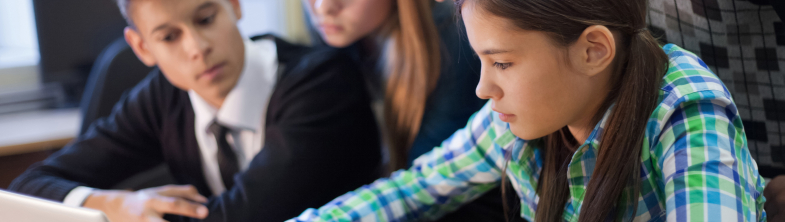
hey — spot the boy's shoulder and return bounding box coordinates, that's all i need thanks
[120,68,189,115]
[257,34,362,88]
[252,34,357,71]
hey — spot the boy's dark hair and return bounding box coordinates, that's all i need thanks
[113,0,134,27]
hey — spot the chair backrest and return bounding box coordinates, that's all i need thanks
[79,37,154,134]
[647,0,785,177]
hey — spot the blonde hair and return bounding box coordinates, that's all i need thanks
[382,0,441,170]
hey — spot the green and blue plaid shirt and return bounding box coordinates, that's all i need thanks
[289,44,766,222]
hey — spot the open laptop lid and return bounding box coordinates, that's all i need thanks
[0,189,109,222]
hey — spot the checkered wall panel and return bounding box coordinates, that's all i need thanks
[647,0,785,176]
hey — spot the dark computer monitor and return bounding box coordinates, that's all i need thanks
[33,0,127,106]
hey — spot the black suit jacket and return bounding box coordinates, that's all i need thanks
[9,36,382,222]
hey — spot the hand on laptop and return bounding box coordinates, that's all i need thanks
[83,185,209,222]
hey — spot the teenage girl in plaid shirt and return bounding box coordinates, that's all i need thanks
[290,0,767,221]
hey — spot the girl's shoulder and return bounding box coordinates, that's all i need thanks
[657,44,734,109]
[645,44,742,152]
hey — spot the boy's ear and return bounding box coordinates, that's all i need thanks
[124,27,157,67]
[228,0,242,20]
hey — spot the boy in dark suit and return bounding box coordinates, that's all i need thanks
[9,0,381,221]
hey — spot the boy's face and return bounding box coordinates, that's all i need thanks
[125,0,245,104]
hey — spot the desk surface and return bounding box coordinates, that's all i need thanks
[0,109,80,156]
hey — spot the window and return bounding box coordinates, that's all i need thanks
[0,0,39,69]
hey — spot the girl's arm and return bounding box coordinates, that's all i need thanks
[653,91,766,222]
[288,101,514,222]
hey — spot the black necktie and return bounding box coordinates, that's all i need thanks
[208,122,239,189]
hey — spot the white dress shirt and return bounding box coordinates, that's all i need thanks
[63,38,279,206]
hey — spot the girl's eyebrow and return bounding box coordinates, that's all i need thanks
[480,48,512,55]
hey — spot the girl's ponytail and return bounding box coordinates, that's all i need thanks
[578,27,668,222]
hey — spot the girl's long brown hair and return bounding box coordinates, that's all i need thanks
[455,0,668,221]
[382,0,441,170]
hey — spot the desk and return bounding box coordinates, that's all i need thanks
[0,109,80,156]
[0,109,80,188]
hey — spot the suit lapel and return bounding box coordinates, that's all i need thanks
[161,91,213,196]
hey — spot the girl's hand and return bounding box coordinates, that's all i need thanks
[764,176,785,221]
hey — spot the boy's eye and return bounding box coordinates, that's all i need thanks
[199,14,216,25]
[494,62,511,70]
[163,33,175,42]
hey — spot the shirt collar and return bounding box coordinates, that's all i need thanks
[509,104,615,160]
[190,38,278,133]
[579,104,614,151]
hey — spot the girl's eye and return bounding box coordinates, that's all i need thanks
[494,62,511,70]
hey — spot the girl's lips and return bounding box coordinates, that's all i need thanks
[320,24,344,34]
[497,112,515,122]
[492,108,515,122]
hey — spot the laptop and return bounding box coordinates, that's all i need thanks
[0,189,109,222]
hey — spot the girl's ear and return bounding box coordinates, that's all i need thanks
[124,27,157,67]
[569,25,616,77]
